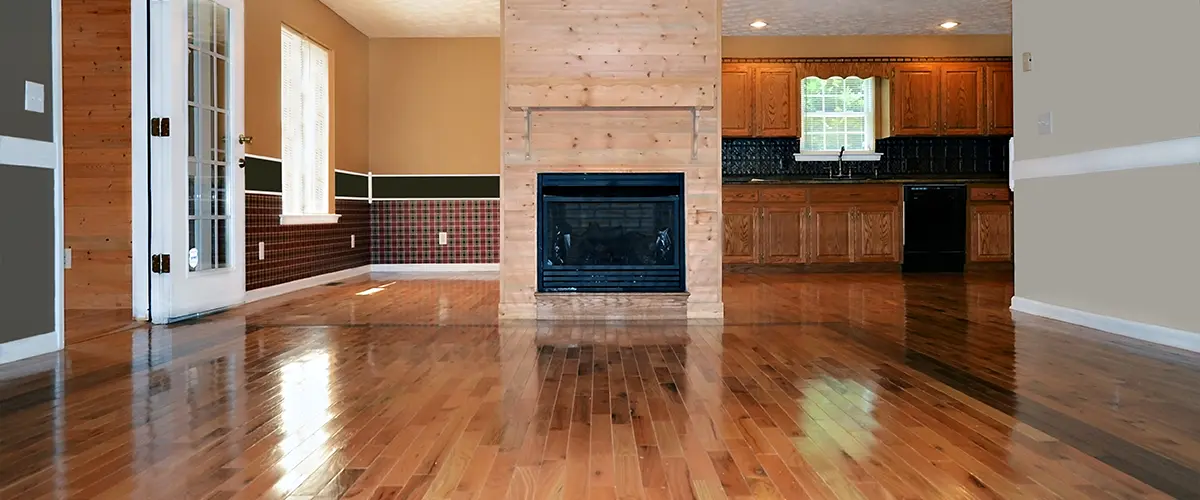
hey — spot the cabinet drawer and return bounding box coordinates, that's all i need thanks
[808,185,900,203]
[759,187,807,203]
[723,187,759,203]
[970,186,1010,201]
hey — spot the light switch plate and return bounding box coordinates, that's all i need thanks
[1022,52,1033,72]
[1037,112,1054,135]
[64,248,72,269]
[25,81,45,113]
[438,232,448,245]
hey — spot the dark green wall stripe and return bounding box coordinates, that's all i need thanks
[372,176,500,199]
[244,156,282,193]
[335,171,369,198]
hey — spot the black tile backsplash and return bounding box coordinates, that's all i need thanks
[723,135,1011,178]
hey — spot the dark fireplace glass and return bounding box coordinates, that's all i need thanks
[538,173,685,293]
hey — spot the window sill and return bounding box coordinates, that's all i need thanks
[280,214,342,225]
[794,152,884,162]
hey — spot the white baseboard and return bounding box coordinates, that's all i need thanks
[243,265,372,304]
[1011,296,1200,353]
[372,264,499,273]
[0,331,61,365]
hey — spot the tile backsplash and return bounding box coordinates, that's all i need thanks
[723,135,1011,177]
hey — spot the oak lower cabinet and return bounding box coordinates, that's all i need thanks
[967,185,1014,263]
[722,185,902,266]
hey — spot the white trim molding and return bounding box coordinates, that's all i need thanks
[0,136,58,169]
[0,332,60,365]
[794,152,883,162]
[334,169,369,177]
[244,153,283,162]
[243,265,371,303]
[245,190,283,196]
[369,173,501,177]
[280,213,341,225]
[1013,136,1200,181]
[334,196,369,201]
[371,197,501,201]
[373,264,500,273]
[1011,296,1200,354]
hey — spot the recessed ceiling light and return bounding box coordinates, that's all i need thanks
[940,21,960,29]
[750,20,768,29]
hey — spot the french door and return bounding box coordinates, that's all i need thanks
[148,0,246,323]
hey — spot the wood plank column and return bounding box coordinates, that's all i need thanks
[499,0,724,320]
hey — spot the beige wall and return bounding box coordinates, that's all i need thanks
[1013,0,1200,334]
[368,38,501,175]
[246,0,369,174]
[722,35,1013,58]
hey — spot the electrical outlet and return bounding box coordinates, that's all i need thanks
[25,81,45,113]
[1037,112,1054,135]
[351,234,356,248]
[64,248,72,269]
[258,242,265,260]
[438,232,448,245]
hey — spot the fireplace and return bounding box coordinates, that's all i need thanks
[537,173,686,293]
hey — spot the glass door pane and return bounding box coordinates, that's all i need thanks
[187,0,231,273]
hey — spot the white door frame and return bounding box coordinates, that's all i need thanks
[131,0,246,322]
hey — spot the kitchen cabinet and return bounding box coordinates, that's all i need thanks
[968,185,1013,263]
[721,63,798,137]
[985,63,1014,135]
[722,185,901,266]
[891,62,1008,137]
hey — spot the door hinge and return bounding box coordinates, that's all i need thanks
[151,117,171,137]
[151,254,171,274]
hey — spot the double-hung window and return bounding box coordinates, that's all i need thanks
[797,76,882,161]
[280,26,338,224]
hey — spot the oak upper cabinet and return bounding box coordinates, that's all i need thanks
[762,205,808,263]
[891,64,941,136]
[939,63,986,135]
[721,65,755,137]
[985,63,1014,135]
[854,204,902,262]
[968,186,1013,263]
[722,203,760,263]
[753,65,799,137]
[720,63,798,137]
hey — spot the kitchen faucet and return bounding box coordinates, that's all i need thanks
[836,146,847,178]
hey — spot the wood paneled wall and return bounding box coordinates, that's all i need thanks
[62,0,133,317]
[499,0,724,319]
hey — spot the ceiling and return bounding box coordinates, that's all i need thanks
[318,0,1011,38]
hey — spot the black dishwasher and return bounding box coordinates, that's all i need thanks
[902,184,967,273]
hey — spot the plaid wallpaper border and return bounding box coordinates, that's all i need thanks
[371,199,499,264]
[246,195,371,290]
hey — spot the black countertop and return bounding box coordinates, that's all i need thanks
[723,175,1008,185]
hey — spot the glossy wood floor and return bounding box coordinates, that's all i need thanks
[3,272,1199,499]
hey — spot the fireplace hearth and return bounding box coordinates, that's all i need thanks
[537,173,686,293]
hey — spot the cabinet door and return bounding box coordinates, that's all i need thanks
[854,204,901,263]
[891,64,940,136]
[753,65,798,137]
[986,64,1014,135]
[723,204,760,264]
[969,203,1013,262]
[721,65,754,137]
[939,63,986,136]
[762,206,807,264]
[809,205,854,263]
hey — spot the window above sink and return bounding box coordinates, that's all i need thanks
[796,76,883,162]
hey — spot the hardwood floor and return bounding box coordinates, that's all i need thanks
[2,272,1199,499]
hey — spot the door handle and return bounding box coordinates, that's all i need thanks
[238,157,246,169]
[238,134,254,145]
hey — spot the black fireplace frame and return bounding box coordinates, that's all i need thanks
[536,172,686,293]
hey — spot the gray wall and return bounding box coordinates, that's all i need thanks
[1013,0,1200,333]
[0,0,54,142]
[0,0,57,346]
[0,165,56,343]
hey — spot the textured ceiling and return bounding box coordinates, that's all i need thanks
[318,0,1011,38]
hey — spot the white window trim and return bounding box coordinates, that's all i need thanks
[280,214,341,225]
[280,25,338,225]
[798,76,883,162]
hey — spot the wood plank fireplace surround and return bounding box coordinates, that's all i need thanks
[499,0,724,320]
